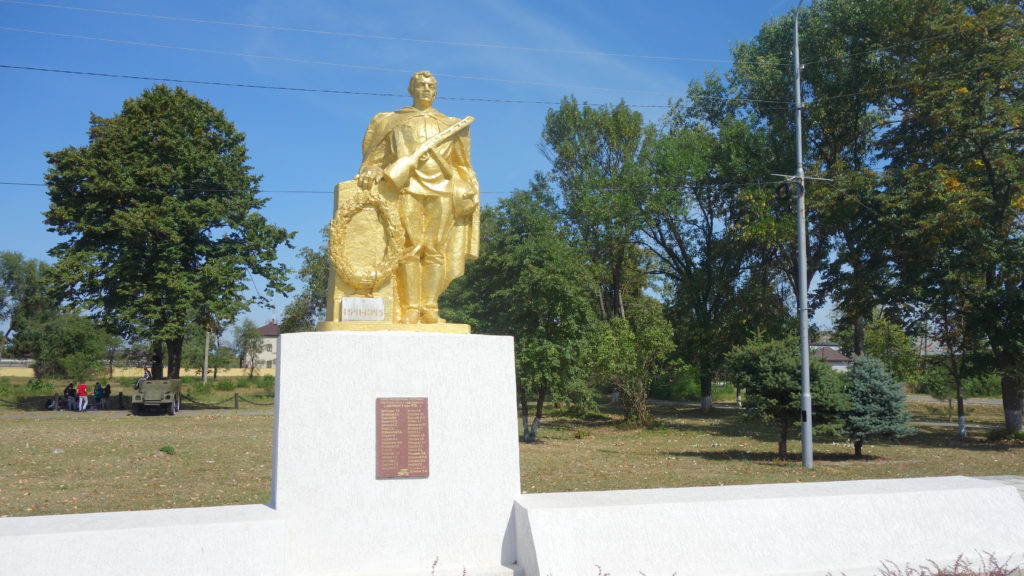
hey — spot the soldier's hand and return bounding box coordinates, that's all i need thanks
[356,166,384,190]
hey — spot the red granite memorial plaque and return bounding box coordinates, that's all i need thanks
[376,397,429,479]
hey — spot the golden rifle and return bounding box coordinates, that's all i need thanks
[384,115,474,189]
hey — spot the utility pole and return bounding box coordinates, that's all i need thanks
[794,0,814,469]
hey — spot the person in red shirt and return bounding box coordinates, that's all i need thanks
[76,381,88,412]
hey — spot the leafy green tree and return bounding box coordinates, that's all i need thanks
[280,227,330,333]
[844,355,913,457]
[443,182,597,441]
[644,81,791,411]
[232,319,264,379]
[834,310,920,385]
[13,312,114,381]
[0,253,112,379]
[730,0,896,355]
[585,299,675,427]
[0,252,50,362]
[208,337,237,379]
[181,322,233,378]
[43,84,293,379]
[879,1,1024,431]
[541,97,653,320]
[725,336,848,458]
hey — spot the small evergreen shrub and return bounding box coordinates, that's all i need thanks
[844,355,914,458]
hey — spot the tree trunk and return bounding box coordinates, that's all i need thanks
[995,352,1023,433]
[778,422,789,458]
[1001,372,1023,433]
[165,336,184,379]
[202,329,210,386]
[151,341,164,380]
[956,381,966,438]
[699,373,713,412]
[853,315,865,356]
[854,439,863,458]
[528,387,548,442]
[519,388,532,442]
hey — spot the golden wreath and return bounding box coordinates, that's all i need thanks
[329,187,404,293]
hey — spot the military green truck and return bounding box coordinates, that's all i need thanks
[131,379,182,415]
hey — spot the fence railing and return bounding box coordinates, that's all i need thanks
[0,392,274,412]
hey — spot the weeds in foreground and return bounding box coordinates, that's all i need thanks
[830,552,1021,576]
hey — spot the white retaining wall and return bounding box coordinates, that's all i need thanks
[514,475,1024,576]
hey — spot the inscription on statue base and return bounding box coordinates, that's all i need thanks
[376,397,429,479]
[342,297,387,322]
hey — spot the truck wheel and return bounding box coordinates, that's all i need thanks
[131,404,141,416]
[167,398,176,416]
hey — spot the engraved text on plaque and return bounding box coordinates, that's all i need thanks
[376,397,429,479]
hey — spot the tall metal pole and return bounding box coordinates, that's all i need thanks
[794,1,813,469]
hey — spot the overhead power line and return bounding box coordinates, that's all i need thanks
[0,0,734,65]
[2,180,797,197]
[1,63,798,109]
[0,181,517,196]
[0,26,699,99]
[0,64,576,106]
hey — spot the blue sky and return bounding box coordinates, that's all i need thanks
[0,0,800,329]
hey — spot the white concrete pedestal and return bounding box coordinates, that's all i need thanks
[273,331,521,576]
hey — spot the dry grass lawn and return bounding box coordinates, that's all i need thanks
[1,395,1021,518]
[1,409,273,517]
[519,402,1020,494]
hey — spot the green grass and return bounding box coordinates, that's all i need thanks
[1,396,1021,518]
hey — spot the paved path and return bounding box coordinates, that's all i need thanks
[906,394,1003,406]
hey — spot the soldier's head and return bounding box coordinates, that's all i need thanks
[408,71,437,108]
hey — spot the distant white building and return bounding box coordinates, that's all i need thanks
[255,321,280,370]
[810,342,852,372]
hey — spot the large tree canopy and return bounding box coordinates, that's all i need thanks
[44,84,292,378]
[443,181,598,441]
[878,0,1024,431]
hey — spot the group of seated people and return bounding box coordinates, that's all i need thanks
[47,381,112,411]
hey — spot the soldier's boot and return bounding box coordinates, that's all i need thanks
[420,263,446,324]
[398,261,421,324]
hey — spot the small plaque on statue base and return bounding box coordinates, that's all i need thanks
[376,397,429,479]
[342,297,387,322]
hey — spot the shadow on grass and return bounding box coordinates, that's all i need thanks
[674,449,883,463]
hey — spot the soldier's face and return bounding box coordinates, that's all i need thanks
[410,77,437,104]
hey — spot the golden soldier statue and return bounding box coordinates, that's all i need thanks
[319,71,479,332]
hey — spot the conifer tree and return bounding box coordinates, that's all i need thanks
[844,355,913,457]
